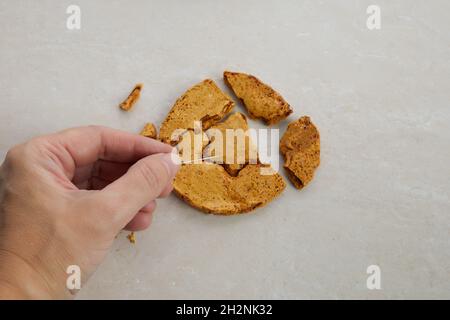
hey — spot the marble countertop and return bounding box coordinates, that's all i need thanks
[0,0,449,299]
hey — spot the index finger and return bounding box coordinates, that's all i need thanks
[50,125,172,167]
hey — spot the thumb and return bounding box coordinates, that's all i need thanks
[100,152,180,227]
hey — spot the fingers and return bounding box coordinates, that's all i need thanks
[124,211,153,231]
[92,160,131,182]
[46,126,172,179]
[99,153,179,228]
[72,164,94,185]
[140,201,157,214]
[124,201,156,231]
[83,159,179,193]
[89,177,110,190]
[73,160,131,189]
[159,182,174,198]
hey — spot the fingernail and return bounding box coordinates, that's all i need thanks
[162,152,180,177]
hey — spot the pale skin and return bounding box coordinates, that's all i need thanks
[0,126,180,299]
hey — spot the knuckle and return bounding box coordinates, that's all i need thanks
[86,124,104,132]
[62,125,105,139]
[4,145,30,171]
[5,141,39,170]
[26,137,47,152]
[5,145,23,163]
[5,135,50,165]
[86,125,108,136]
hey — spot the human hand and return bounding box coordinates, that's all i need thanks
[0,126,179,299]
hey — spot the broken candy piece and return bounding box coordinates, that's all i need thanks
[127,232,136,244]
[140,122,157,139]
[280,116,320,189]
[224,71,292,125]
[204,112,258,176]
[173,163,285,215]
[177,130,210,164]
[159,79,234,144]
[119,83,143,111]
[161,79,285,215]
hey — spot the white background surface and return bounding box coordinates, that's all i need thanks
[0,0,449,299]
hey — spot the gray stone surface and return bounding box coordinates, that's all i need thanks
[0,0,449,299]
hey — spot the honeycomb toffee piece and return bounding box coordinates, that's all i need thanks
[280,116,320,189]
[165,85,284,215]
[204,112,257,176]
[159,79,234,144]
[173,164,285,215]
[140,122,157,139]
[224,71,292,125]
[127,232,136,244]
[119,83,143,111]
